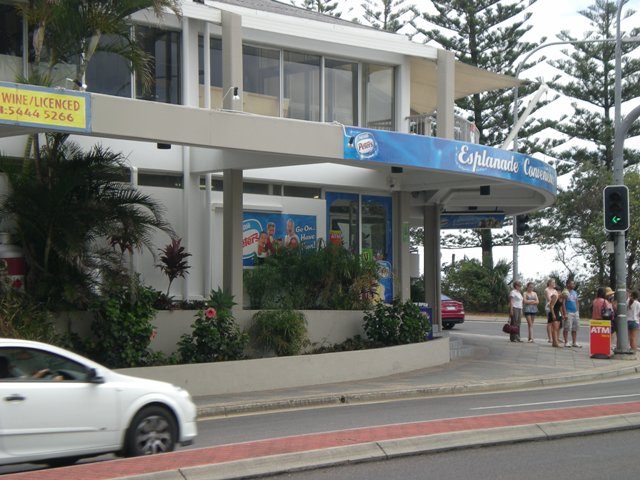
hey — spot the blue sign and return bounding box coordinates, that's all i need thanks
[344,128,557,194]
[243,212,317,267]
[441,214,505,229]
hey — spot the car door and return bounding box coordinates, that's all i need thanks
[0,347,120,461]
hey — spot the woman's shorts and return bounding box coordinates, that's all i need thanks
[629,321,639,331]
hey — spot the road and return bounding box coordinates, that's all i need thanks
[0,318,625,476]
[265,428,638,480]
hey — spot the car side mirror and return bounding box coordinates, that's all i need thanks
[86,367,105,384]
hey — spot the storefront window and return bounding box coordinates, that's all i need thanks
[327,192,359,253]
[325,58,357,125]
[86,34,131,97]
[284,50,320,121]
[363,63,394,131]
[136,26,181,104]
[362,195,391,262]
[243,44,280,117]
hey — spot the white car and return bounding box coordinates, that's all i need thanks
[0,338,197,467]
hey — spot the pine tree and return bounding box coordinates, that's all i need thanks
[292,0,343,17]
[410,0,548,268]
[536,0,640,286]
[359,0,418,33]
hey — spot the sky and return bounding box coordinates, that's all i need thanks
[407,0,640,282]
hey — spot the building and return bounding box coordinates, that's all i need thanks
[0,0,557,330]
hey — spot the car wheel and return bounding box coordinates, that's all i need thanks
[124,406,177,457]
[443,323,454,330]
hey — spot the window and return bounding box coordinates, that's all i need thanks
[139,173,183,189]
[283,185,321,199]
[244,182,270,194]
[363,63,394,131]
[0,5,23,83]
[136,26,181,104]
[284,51,320,121]
[0,348,88,382]
[243,45,280,117]
[325,58,357,125]
[86,34,132,97]
[198,36,222,107]
[327,192,359,253]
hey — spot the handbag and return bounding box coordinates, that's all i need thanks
[502,322,520,334]
[600,299,614,320]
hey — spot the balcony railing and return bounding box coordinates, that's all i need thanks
[407,114,479,143]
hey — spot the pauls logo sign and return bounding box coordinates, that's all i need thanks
[354,132,378,159]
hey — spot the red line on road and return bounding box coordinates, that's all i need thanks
[6,401,640,480]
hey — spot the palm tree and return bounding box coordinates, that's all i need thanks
[17,0,181,89]
[1,134,174,307]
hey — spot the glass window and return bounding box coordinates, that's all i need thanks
[284,50,320,121]
[0,5,23,83]
[362,196,390,261]
[283,185,321,198]
[86,34,132,97]
[136,26,181,104]
[244,182,269,194]
[325,58,357,125]
[363,63,394,131]
[327,192,359,253]
[243,45,280,117]
[138,173,183,189]
[0,348,88,382]
[198,36,222,107]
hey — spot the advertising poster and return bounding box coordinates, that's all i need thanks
[243,212,317,267]
[440,214,505,230]
[0,81,91,133]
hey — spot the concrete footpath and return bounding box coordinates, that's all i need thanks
[5,316,640,480]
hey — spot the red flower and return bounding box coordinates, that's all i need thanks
[205,307,217,319]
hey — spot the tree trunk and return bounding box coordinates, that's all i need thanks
[480,229,493,269]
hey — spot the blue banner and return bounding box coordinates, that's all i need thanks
[441,214,505,229]
[243,212,317,267]
[343,128,556,194]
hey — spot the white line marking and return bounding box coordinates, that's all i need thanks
[470,393,640,411]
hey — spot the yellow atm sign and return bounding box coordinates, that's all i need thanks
[0,81,90,133]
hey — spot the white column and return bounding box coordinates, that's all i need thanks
[222,11,243,111]
[393,191,411,301]
[436,50,455,139]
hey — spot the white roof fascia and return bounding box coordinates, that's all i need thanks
[208,1,439,62]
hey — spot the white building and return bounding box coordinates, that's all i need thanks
[0,0,556,328]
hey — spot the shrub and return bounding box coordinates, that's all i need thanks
[87,276,158,368]
[177,288,248,363]
[0,286,61,344]
[363,298,430,346]
[244,242,379,310]
[249,309,308,356]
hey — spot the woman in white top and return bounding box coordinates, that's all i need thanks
[509,281,524,343]
[627,290,640,351]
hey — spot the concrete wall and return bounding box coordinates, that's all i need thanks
[117,337,449,396]
[147,309,367,355]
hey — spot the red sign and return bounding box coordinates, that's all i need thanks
[590,320,611,359]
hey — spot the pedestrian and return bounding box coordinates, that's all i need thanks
[509,280,524,343]
[544,278,557,343]
[548,288,566,347]
[523,282,539,343]
[627,290,639,352]
[563,280,581,348]
[606,286,617,349]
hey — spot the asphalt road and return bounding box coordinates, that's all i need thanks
[265,428,639,480]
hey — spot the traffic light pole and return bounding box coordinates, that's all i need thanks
[611,103,640,354]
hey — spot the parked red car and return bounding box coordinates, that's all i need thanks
[441,294,465,330]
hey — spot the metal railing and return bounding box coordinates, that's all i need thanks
[407,114,479,143]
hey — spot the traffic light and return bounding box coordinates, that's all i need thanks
[515,214,529,237]
[603,185,629,232]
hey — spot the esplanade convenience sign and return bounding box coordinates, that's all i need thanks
[0,81,91,133]
[343,127,557,194]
